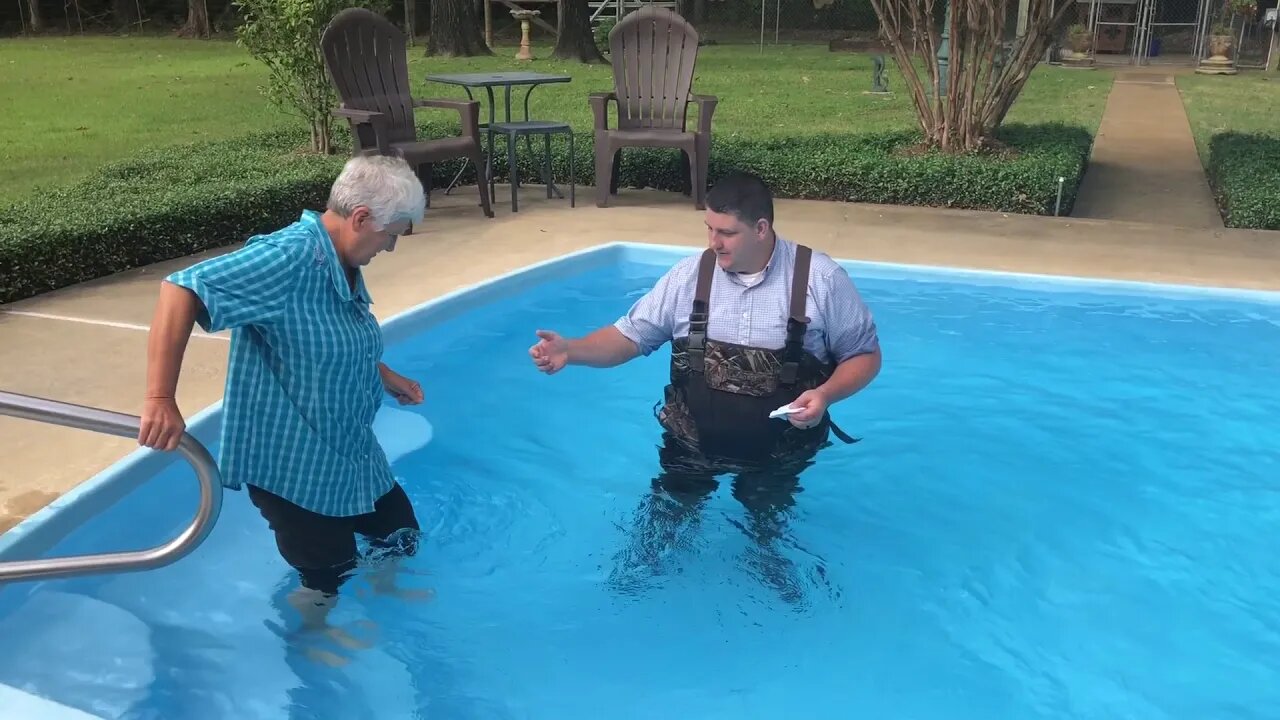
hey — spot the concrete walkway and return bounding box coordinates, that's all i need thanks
[4,187,1280,533]
[1073,69,1224,228]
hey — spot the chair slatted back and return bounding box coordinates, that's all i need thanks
[608,6,700,131]
[321,8,416,145]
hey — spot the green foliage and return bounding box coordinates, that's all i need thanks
[1206,132,1280,231]
[0,39,1113,202]
[0,130,345,305]
[233,0,391,153]
[593,18,617,49]
[0,120,1093,304]
[471,121,1093,215]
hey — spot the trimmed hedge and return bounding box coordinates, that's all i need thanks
[0,121,1094,305]
[1206,132,1280,231]
[0,130,345,305]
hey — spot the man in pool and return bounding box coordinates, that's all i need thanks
[137,154,431,638]
[529,171,881,594]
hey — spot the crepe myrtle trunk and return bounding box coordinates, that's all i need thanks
[866,0,1072,152]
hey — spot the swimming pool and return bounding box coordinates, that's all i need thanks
[2,241,1279,719]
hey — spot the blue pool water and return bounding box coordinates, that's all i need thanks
[2,244,1280,720]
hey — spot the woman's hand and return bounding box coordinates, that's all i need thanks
[380,366,424,405]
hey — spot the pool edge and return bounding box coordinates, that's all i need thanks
[0,242,637,564]
[5,239,1279,561]
[632,241,1280,303]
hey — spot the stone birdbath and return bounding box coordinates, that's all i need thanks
[510,9,540,62]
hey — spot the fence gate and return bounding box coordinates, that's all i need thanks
[1077,0,1215,65]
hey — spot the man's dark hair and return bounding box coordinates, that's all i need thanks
[706,171,774,227]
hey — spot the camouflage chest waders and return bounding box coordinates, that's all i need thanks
[655,245,857,465]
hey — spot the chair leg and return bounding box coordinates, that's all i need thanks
[487,128,497,202]
[543,134,552,199]
[595,143,614,208]
[474,150,494,218]
[414,163,433,209]
[695,135,710,210]
[610,150,622,195]
[679,151,692,196]
[689,146,704,211]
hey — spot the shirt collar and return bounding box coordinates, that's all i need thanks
[300,210,374,305]
[726,234,789,286]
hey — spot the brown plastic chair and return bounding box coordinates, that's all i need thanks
[321,8,493,218]
[590,6,718,209]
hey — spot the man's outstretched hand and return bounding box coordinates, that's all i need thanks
[529,330,570,375]
[139,397,186,451]
[785,389,828,430]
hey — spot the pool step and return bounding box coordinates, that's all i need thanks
[0,683,105,719]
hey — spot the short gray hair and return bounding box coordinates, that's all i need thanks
[326,154,426,227]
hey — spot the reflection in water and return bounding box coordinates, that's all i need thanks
[608,435,838,610]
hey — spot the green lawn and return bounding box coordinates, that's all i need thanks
[0,35,1115,202]
[1176,72,1280,161]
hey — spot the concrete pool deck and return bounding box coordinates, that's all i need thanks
[2,185,1280,533]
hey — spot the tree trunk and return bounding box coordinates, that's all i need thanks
[113,0,139,29]
[24,0,42,32]
[177,0,211,38]
[405,0,417,44]
[552,0,606,63]
[867,0,1071,153]
[312,114,332,155]
[427,0,492,57]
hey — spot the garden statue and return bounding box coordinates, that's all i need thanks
[871,55,890,93]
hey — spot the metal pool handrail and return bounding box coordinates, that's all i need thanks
[0,390,223,583]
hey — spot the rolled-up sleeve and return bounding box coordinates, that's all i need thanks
[164,239,300,333]
[613,265,683,356]
[822,265,880,363]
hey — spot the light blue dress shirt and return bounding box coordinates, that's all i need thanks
[614,236,880,364]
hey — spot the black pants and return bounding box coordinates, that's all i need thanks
[653,433,818,518]
[247,483,420,596]
[609,434,820,591]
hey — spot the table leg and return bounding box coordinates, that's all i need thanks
[504,85,519,190]
[521,83,564,199]
[444,87,480,196]
[568,132,576,208]
[522,84,558,198]
[486,86,497,201]
[523,85,536,164]
[508,133,519,212]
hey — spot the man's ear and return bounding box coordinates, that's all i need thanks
[755,218,770,238]
[351,206,375,231]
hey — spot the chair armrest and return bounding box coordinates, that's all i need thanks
[412,98,481,140]
[687,94,718,135]
[589,92,617,130]
[333,107,391,155]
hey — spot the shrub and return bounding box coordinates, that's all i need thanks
[234,0,392,153]
[0,130,345,305]
[458,121,1093,215]
[1206,132,1280,231]
[0,121,1093,305]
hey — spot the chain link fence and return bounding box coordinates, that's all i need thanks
[584,0,879,46]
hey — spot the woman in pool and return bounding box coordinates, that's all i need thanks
[137,154,432,644]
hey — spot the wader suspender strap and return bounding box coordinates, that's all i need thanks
[779,245,813,387]
[687,248,718,375]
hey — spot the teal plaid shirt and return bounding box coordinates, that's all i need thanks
[166,210,395,517]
